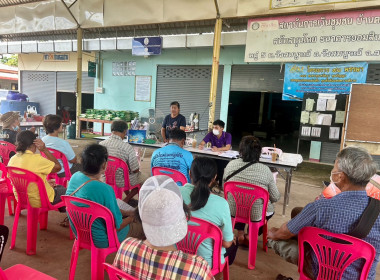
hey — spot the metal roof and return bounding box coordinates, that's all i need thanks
[0,17,248,42]
[0,0,46,7]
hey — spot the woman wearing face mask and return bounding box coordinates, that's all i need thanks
[65,144,132,248]
[0,112,21,145]
[0,112,36,145]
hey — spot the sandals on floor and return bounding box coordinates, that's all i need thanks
[275,274,293,280]
[59,217,70,228]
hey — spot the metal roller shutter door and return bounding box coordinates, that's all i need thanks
[230,65,284,92]
[320,142,340,164]
[20,71,56,115]
[156,65,224,130]
[57,72,94,94]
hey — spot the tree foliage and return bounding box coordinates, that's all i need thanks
[1,55,18,67]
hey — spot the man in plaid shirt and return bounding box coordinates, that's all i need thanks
[100,120,146,203]
[268,147,380,280]
[113,176,214,280]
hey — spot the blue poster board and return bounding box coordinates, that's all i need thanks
[283,62,368,101]
[128,130,147,143]
[132,37,162,56]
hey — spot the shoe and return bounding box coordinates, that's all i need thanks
[59,217,70,227]
[238,234,249,247]
[127,198,138,208]
[275,274,293,280]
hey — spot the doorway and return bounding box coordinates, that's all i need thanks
[56,92,94,128]
[227,91,302,152]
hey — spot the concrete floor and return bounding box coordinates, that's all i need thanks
[1,138,379,279]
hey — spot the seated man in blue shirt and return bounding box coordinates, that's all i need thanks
[151,128,193,184]
[268,146,380,280]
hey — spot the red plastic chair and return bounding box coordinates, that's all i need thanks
[152,167,188,186]
[298,227,376,280]
[0,265,57,280]
[0,163,16,224]
[0,225,57,279]
[104,156,140,199]
[176,217,229,279]
[0,142,17,216]
[103,263,138,280]
[41,148,72,187]
[224,181,269,270]
[7,166,66,255]
[62,195,121,280]
[0,141,16,166]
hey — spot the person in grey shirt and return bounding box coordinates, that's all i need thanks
[223,136,280,245]
[100,120,147,204]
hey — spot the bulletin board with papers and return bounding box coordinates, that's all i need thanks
[343,84,380,155]
[299,92,347,143]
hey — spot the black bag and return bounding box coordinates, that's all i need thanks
[348,197,380,239]
[225,161,256,182]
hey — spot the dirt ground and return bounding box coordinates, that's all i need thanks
[1,138,379,279]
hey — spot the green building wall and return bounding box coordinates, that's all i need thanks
[93,46,250,133]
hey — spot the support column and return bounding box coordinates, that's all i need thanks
[258,92,265,125]
[208,18,222,130]
[76,27,83,138]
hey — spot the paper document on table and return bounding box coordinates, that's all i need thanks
[219,150,239,158]
[116,199,135,212]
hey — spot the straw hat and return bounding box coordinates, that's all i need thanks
[0,112,20,129]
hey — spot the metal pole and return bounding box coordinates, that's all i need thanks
[76,27,83,138]
[208,18,222,130]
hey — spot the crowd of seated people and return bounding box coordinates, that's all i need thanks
[2,115,380,280]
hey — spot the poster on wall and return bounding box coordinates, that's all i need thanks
[270,0,355,9]
[282,62,368,101]
[299,92,347,143]
[245,9,380,63]
[135,76,152,102]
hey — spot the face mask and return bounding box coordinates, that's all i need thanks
[13,126,19,131]
[213,129,219,136]
[330,171,341,185]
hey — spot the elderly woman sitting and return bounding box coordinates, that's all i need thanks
[268,146,380,280]
[223,136,280,245]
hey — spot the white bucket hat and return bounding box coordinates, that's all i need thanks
[138,175,188,247]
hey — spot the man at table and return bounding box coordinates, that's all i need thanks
[199,120,231,152]
[100,120,146,204]
[199,120,231,187]
[151,128,193,184]
[161,101,186,143]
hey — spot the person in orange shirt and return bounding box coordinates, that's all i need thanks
[319,173,380,201]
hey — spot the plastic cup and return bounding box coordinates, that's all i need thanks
[271,152,278,162]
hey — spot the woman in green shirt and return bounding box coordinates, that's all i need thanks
[66,144,132,248]
[180,157,238,267]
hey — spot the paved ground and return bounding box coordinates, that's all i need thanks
[1,138,379,279]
